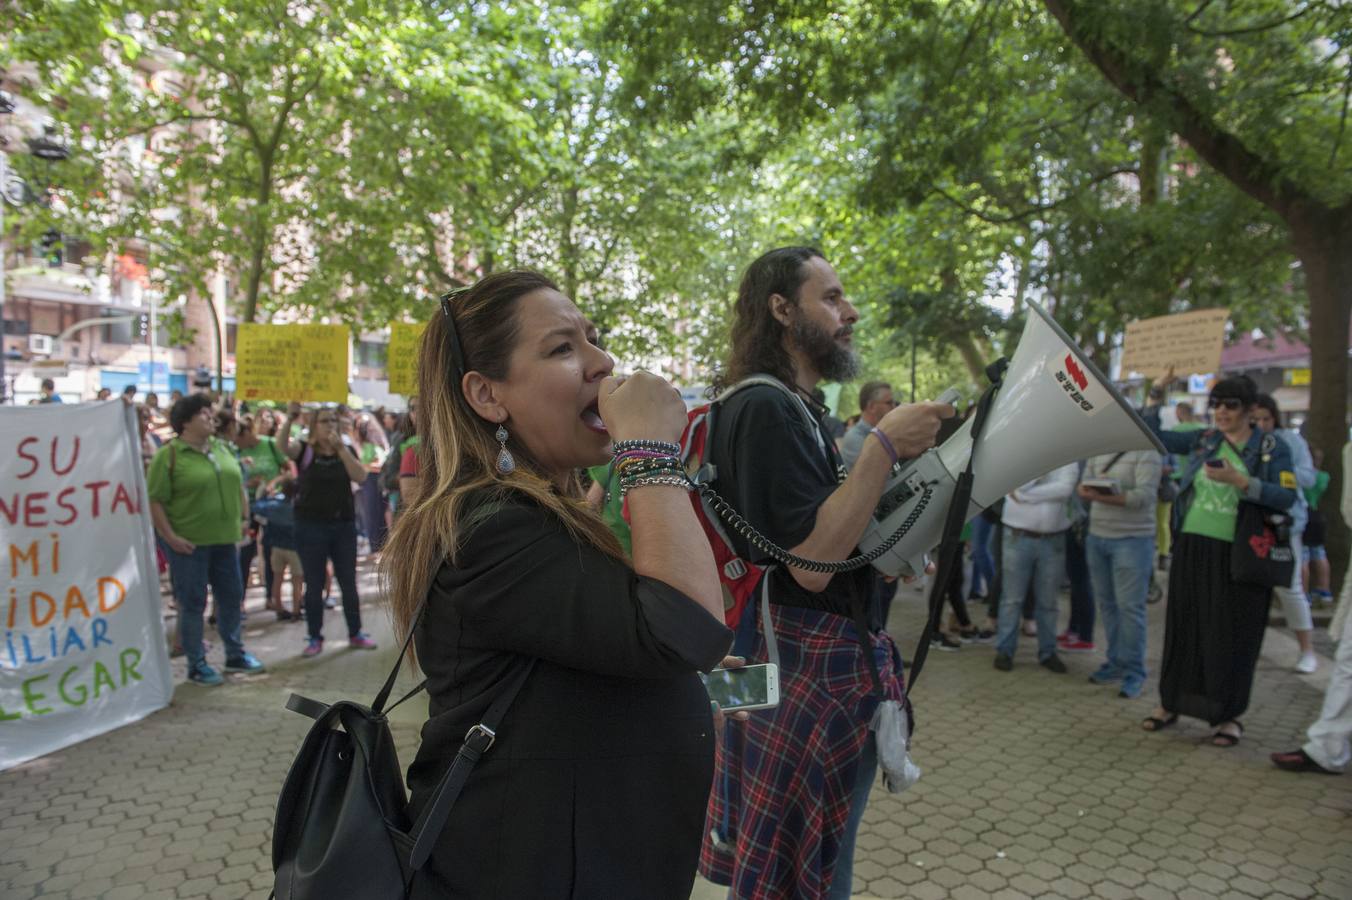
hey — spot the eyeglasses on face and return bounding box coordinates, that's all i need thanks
[1208,397,1244,411]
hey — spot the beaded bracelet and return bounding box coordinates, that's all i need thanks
[615,456,684,477]
[612,438,681,456]
[617,463,686,483]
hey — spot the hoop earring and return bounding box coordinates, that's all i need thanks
[495,424,515,474]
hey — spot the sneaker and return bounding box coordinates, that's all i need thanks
[1022,620,1037,637]
[187,661,224,686]
[1061,638,1095,654]
[302,637,324,658]
[955,626,980,643]
[1118,679,1144,700]
[972,628,996,644]
[1039,654,1068,674]
[349,633,378,650]
[324,596,338,610]
[224,653,265,673]
[930,633,962,652]
[994,653,1013,672]
[1295,651,1318,674]
[1088,665,1121,685]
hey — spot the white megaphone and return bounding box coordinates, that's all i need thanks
[859,300,1166,578]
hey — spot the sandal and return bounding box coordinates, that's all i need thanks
[1211,721,1243,747]
[1141,712,1179,732]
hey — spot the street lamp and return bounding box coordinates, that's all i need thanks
[1,110,70,403]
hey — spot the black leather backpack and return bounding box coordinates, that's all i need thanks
[270,610,534,899]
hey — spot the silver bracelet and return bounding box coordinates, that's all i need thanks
[619,474,693,497]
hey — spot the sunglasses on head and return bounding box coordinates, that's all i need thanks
[439,288,470,381]
[1208,397,1244,411]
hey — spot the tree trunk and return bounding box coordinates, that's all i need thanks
[1291,207,1352,594]
[953,332,989,383]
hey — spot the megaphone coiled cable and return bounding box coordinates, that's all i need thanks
[697,481,937,575]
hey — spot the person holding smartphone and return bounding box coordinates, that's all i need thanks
[278,402,378,657]
[1076,449,1162,699]
[381,272,734,898]
[1141,375,1296,747]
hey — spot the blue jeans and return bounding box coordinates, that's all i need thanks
[995,527,1065,661]
[970,515,996,597]
[1085,533,1155,692]
[1065,529,1094,641]
[828,733,877,900]
[295,518,362,641]
[164,542,245,669]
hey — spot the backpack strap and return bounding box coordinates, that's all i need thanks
[715,374,827,459]
[407,656,537,870]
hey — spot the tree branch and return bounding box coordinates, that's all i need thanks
[1185,2,1319,37]
[930,166,1137,224]
[1041,0,1323,220]
[1331,62,1352,169]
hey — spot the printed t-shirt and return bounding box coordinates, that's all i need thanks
[1182,441,1245,542]
[146,437,244,545]
[294,441,356,522]
[239,436,286,484]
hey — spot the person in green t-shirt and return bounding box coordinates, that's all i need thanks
[1303,447,1333,605]
[146,393,264,686]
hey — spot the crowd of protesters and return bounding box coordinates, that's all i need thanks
[81,383,414,686]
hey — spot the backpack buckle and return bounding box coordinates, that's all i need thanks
[464,723,496,753]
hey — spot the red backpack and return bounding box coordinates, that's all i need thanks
[623,375,826,629]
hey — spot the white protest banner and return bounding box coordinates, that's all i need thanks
[1120,308,1230,381]
[1,400,173,770]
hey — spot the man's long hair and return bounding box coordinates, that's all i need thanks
[712,246,824,394]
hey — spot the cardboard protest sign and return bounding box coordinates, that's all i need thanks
[1,401,173,770]
[387,321,427,397]
[236,323,350,403]
[1121,308,1229,380]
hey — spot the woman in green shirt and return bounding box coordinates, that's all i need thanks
[1142,376,1297,747]
[147,394,265,687]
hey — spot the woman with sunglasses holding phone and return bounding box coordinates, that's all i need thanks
[1141,375,1296,747]
[278,402,379,657]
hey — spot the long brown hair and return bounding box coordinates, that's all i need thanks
[712,246,824,393]
[381,270,625,665]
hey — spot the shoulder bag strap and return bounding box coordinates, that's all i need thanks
[1101,451,1127,474]
[408,656,538,871]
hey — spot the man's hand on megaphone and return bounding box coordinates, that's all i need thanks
[875,401,956,460]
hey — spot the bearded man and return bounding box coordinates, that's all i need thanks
[697,247,952,899]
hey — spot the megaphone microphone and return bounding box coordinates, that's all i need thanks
[859,300,1165,578]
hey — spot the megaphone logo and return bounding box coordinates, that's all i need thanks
[1064,355,1089,390]
[859,300,1166,577]
[1055,354,1096,412]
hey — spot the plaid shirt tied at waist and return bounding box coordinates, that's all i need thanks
[699,602,908,899]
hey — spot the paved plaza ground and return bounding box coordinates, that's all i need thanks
[2,560,1350,899]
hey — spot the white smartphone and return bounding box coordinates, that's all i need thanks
[702,663,780,713]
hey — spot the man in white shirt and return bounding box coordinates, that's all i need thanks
[993,463,1080,673]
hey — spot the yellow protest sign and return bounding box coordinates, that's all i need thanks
[1121,308,1229,381]
[235,324,350,403]
[387,321,427,397]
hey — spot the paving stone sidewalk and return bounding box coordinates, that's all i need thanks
[3,561,1351,899]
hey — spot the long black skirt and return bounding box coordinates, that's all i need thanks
[1159,533,1270,726]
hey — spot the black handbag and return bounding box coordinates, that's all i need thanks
[1230,501,1295,588]
[270,607,535,900]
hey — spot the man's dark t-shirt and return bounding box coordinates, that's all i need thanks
[706,384,874,620]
